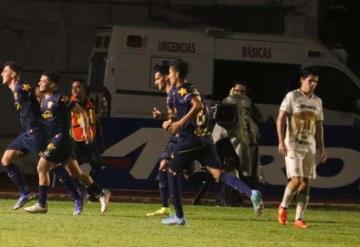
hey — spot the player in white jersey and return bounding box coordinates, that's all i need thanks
[276,67,327,229]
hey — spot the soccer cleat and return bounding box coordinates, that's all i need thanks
[73,198,84,216]
[250,190,264,216]
[146,207,172,217]
[13,192,35,210]
[24,203,48,214]
[161,215,186,226]
[99,189,111,213]
[278,205,288,225]
[294,219,310,229]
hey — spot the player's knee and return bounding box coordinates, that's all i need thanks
[290,177,301,188]
[298,181,308,191]
[1,152,13,165]
[207,167,221,182]
[37,164,47,175]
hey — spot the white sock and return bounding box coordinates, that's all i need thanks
[280,184,297,208]
[295,189,310,220]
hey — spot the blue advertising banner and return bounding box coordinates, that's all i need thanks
[99,117,360,199]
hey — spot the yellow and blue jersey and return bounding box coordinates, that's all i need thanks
[40,91,76,137]
[13,81,42,131]
[167,83,213,143]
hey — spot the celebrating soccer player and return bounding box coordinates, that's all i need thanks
[24,71,110,215]
[161,58,264,225]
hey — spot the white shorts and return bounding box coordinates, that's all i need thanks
[285,150,316,179]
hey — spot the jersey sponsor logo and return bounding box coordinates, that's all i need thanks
[297,104,317,111]
[42,110,53,119]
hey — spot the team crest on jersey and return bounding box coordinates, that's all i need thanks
[178,88,188,96]
[22,83,31,92]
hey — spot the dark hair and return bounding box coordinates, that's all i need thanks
[72,79,89,96]
[4,61,22,75]
[154,62,169,76]
[169,58,189,79]
[232,80,247,87]
[42,71,60,85]
[300,66,319,79]
[72,79,87,87]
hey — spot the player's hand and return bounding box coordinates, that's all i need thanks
[168,120,183,134]
[319,148,327,163]
[162,119,172,130]
[152,107,161,119]
[159,160,170,171]
[83,131,94,144]
[278,142,287,156]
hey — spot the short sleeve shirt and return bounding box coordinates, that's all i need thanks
[40,91,76,137]
[280,89,323,153]
[13,81,42,131]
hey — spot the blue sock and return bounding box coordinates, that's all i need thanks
[52,166,82,200]
[3,163,29,194]
[38,185,48,207]
[219,172,252,198]
[157,170,169,207]
[168,173,183,218]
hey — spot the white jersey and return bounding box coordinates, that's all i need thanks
[280,89,323,153]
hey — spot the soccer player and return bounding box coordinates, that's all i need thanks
[146,63,174,217]
[0,61,43,209]
[161,58,264,225]
[1,62,83,212]
[276,67,327,228]
[24,71,111,215]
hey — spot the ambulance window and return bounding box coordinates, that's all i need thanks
[103,36,110,48]
[126,35,143,48]
[89,52,107,92]
[316,66,360,112]
[95,36,102,48]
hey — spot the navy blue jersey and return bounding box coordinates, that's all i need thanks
[13,81,42,131]
[168,83,212,138]
[40,91,76,137]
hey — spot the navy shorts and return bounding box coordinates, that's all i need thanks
[7,128,47,155]
[170,143,222,173]
[160,135,178,161]
[41,132,75,164]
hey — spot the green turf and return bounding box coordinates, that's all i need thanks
[0,199,359,247]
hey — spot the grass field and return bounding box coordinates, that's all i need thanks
[0,199,359,247]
